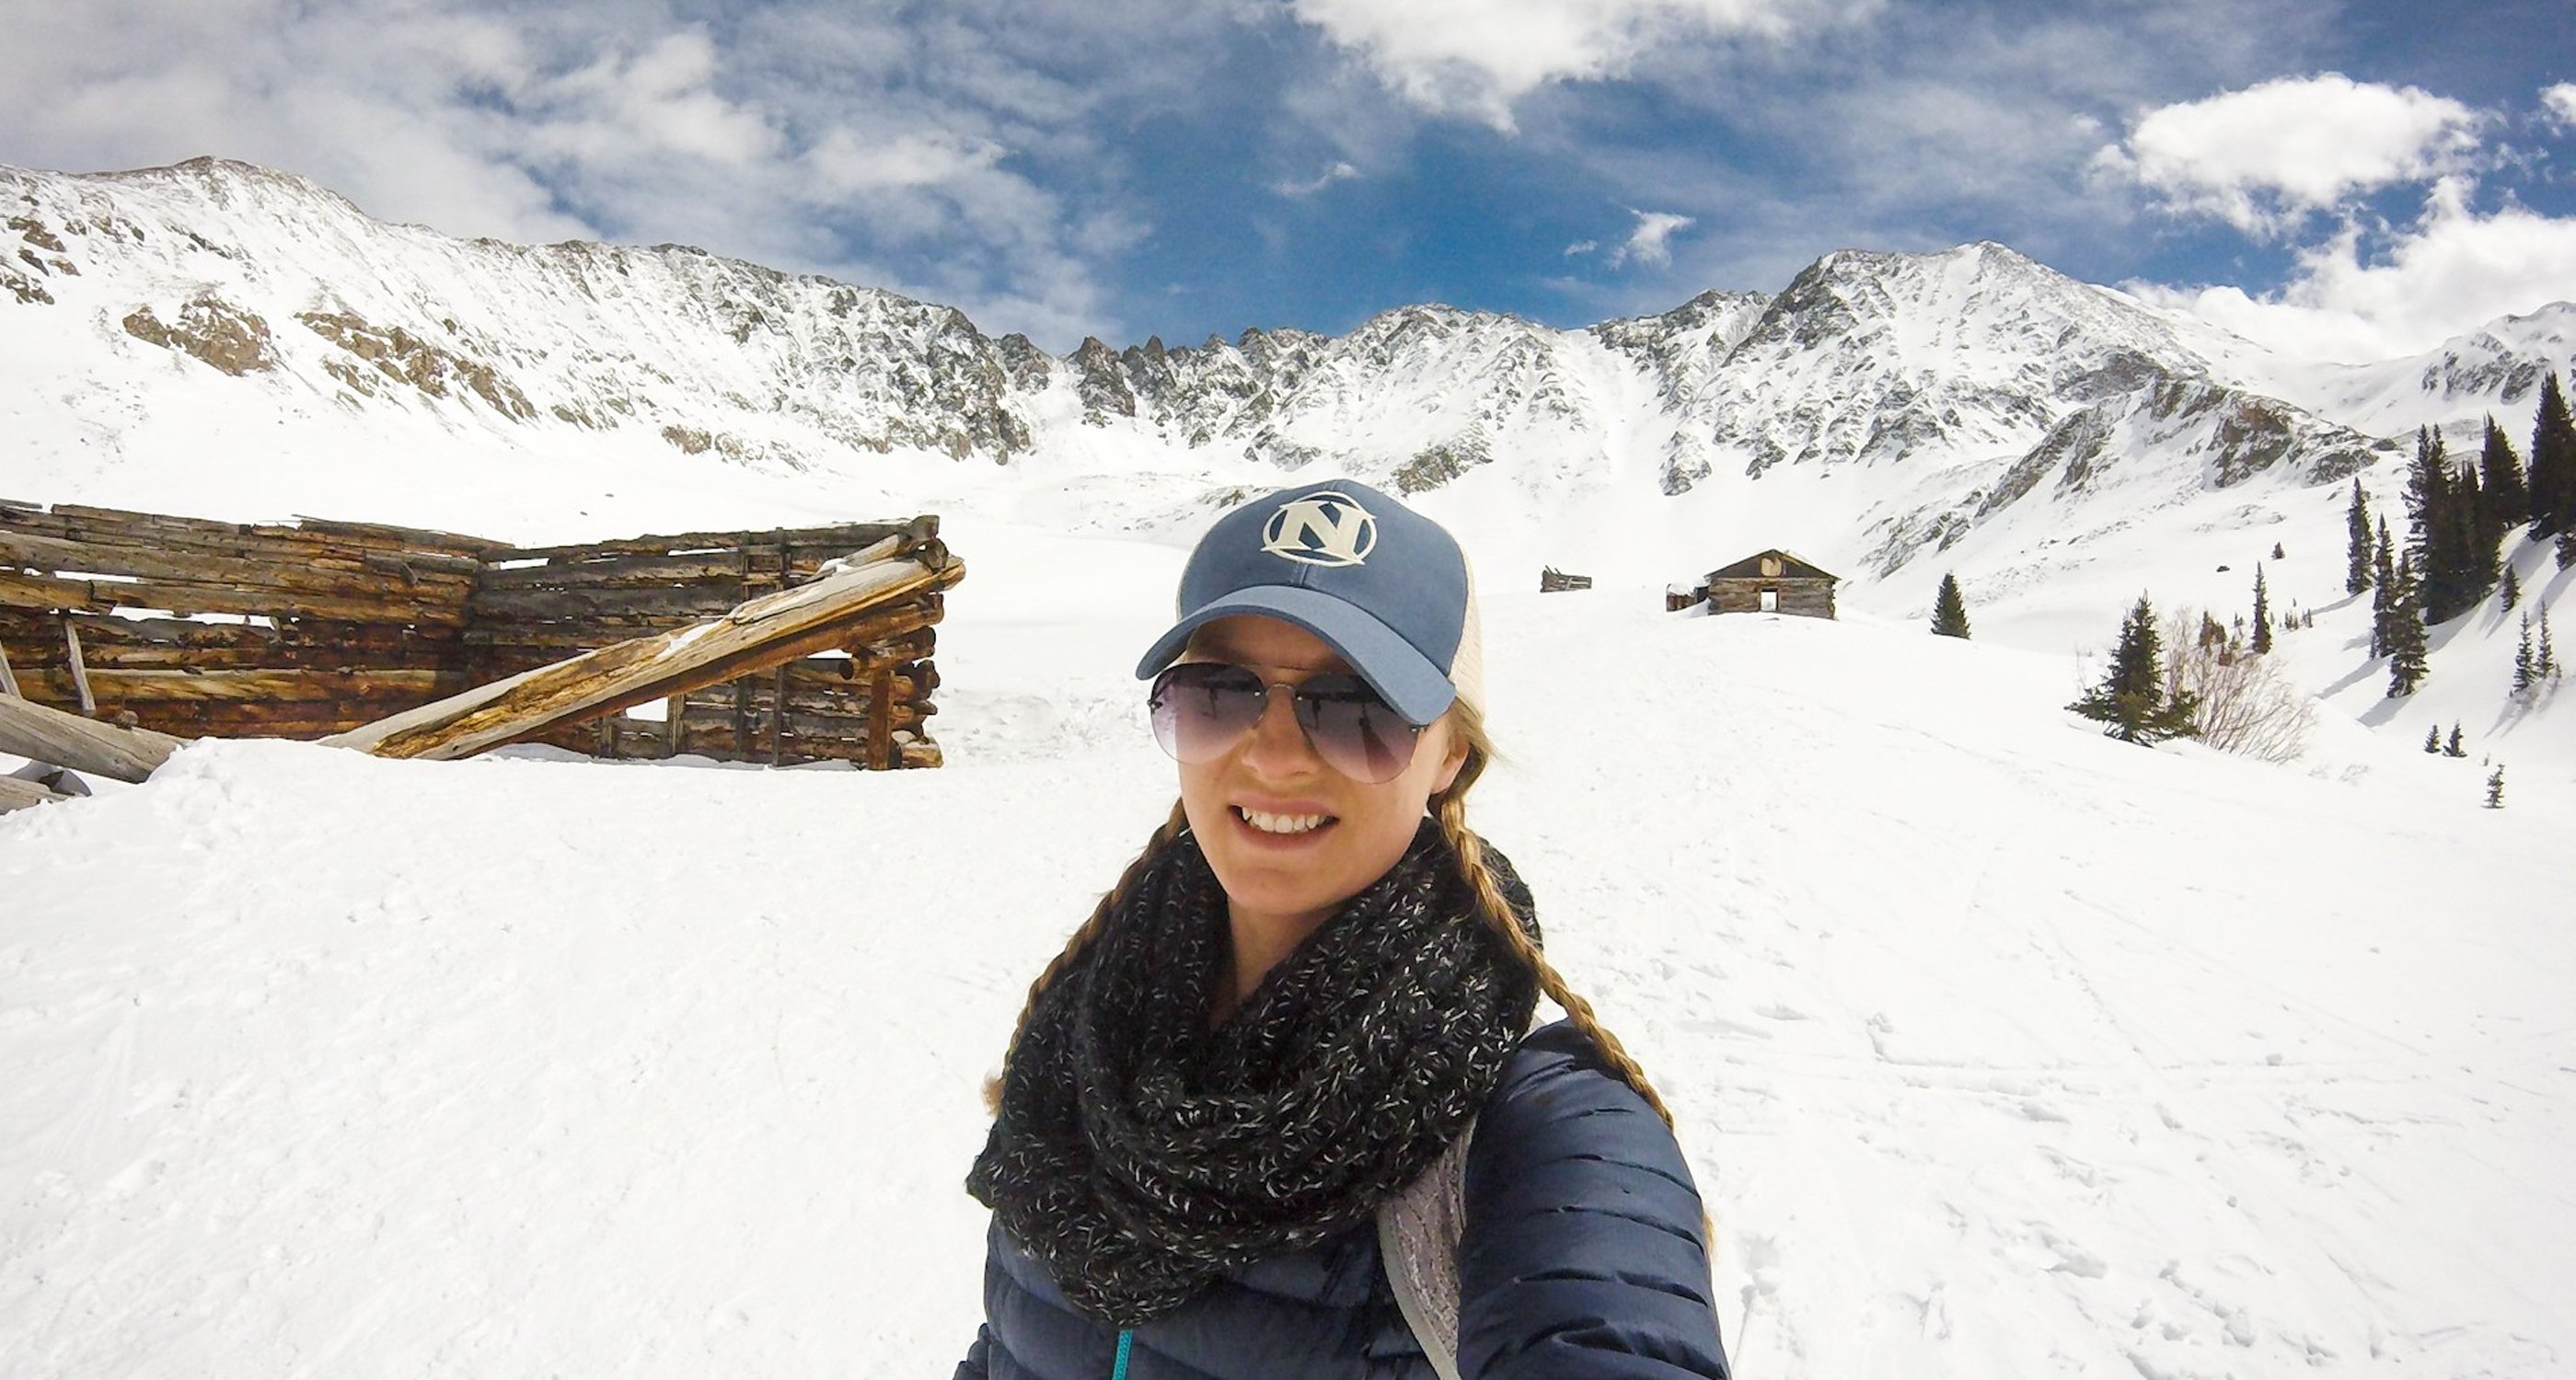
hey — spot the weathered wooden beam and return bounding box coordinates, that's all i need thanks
[0,529,476,595]
[0,693,186,782]
[770,663,788,767]
[474,551,763,591]
[329,551,964,762]
[868,669,895,771]
[0,775,71,814]
[61,617,96,716]
[0,638,17,698]
[0,569,103,613]
[492,517,927,565]
[0,568,471,627]
[19,667,460,704]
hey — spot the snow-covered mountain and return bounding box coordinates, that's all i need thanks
[9,157,2566,531]
[6,154,2573,774]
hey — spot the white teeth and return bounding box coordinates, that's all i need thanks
[1239,807,1331,835]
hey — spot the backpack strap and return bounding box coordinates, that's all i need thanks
[1377,1116,1475,1380]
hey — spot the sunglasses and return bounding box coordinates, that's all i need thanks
[1148,661,1425,784]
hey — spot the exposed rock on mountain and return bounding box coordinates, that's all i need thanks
[6,155,2571,590]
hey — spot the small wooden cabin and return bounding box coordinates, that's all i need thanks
[1685,549,1839,618]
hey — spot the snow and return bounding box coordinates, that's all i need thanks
[6,155,2575,1375]
[7,569,2573,1377]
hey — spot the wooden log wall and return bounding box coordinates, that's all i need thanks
[0,501,494,739]
[0,503,953,769]
[1702,576,1838,618]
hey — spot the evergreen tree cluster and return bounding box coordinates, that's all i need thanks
[2070,594,2199,743]
[2341,375,2576,702]
[2403,427,2505,624]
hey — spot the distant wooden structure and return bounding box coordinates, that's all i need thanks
[1678,549,1839,618]
[1538,566,1592,593]
[0,501,962,808]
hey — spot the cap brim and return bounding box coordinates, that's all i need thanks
[1135,584,1457,726]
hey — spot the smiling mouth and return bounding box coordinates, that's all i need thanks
[1235,805,1334,836]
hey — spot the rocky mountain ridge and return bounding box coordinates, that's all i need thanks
[6,156,2572,588]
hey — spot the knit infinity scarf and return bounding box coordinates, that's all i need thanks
[966,819,1541,1327]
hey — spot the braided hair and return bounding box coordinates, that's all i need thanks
[1428,699,1677,1129]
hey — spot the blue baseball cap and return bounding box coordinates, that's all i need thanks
[1135,479,1481,726]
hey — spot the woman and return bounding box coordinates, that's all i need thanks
[958,480,1730,1379]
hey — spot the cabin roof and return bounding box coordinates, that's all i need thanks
[1704,548,1840,582]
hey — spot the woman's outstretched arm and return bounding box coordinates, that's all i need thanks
[1456,1023,1731,1380]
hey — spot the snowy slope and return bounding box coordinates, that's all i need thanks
[6,551,2570,1377]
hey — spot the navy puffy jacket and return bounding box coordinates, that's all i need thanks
[955,1022,1731,1379]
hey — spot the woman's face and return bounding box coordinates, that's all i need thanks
[1175,615,1468,941]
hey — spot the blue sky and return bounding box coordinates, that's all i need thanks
[6,0,2571,360]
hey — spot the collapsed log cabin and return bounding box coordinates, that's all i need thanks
[0,501,963,798]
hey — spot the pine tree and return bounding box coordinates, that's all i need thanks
[2514,612,2536,694]
[2501,564,2521,612]
[2457,462,2501,601]
[2385,555,2429,696]
[2345,481,2374,595]
[2485,764,2505,809]
[2069,593,2199,743]
[2445,723,2466,757]
[2249,564,2271,653]
[2560,530,2576,570]
[2423,725,2442,753]
[2271,541,2285,560]
[2479,417,2530,533]
[1930,572,1971,638]
[2370,517,2397,658]
[2530,372,2576,537]
[2541,608,2559,680]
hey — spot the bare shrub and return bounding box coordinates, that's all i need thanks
[2161,608,2315,763]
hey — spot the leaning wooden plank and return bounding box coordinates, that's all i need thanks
[329,551,962,762]
[0,638,17,697]
[62,617,96,716]
[0,775,71,814]
[0,693,187,783]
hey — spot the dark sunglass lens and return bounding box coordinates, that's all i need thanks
[1150,664,1266,762]
[1294,675,1420,783]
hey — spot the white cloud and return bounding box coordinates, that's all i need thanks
[806,129,1007,195]
[0,0,1230,347]
[1564,239,1599,257]
[1273,161,1358,196]
[1288,0,1873,129]
[1611,209,1694,268]
[2543,83,2576,129]
[2130,178,2576,362]
[2097,74,2485,236]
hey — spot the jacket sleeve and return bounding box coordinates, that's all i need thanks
[953,1324,993,1380]
[1454,1023,1731,1379]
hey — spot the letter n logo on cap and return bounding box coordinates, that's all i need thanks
[1261,490,1377,568]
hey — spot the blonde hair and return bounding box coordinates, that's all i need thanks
[985,701,1674,1129]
